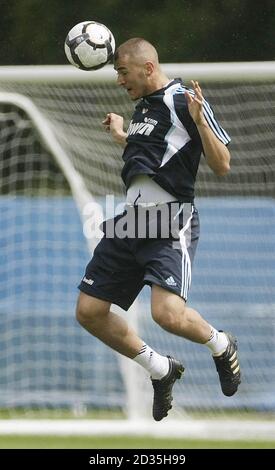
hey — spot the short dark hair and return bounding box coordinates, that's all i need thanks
[114,38,158,63]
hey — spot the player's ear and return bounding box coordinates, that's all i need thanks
[145,61,154,77]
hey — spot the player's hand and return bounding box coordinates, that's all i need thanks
[185,80,206,126]
[102,113,112,131]
[102,112,123,132]
[102,112,127,146]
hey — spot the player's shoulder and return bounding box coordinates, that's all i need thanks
[166,80,195,108]
[171,80,211,109]
[167,78,192,95]
[166,79,190,110]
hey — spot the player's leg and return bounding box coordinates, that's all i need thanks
[76,292,175,402]
[151,284,227,347]
[76,231,174,414]
[76,292,143,357]
[143,203,241,398]
[151,284,212,342]
[151,284,241,396]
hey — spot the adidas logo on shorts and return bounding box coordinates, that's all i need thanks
[165,276,177,286]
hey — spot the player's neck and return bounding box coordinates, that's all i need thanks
[148,74,171,94]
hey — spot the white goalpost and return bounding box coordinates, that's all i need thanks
[0,63,275,440]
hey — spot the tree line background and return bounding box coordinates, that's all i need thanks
[0,0,274,66]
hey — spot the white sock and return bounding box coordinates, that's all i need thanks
[205,327,229,356]
[133,344,169,379]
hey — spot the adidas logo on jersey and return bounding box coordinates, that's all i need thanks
[165,276,177,286]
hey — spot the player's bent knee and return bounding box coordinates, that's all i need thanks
[151,301,187,332]
[151,305,174,330]
[76,292,110,327]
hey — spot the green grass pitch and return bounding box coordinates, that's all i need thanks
[0,435,274,449]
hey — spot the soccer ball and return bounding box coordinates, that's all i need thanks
[64,21,115,71]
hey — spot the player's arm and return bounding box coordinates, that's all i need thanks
[102,112,127,146]
[185,80,230,176]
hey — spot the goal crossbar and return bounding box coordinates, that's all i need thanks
[0,61,275,82]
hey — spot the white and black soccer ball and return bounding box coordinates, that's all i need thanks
[64,21,115,71]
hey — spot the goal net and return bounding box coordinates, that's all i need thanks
[0,63,275,440]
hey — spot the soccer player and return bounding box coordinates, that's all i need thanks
[76,38,241,421]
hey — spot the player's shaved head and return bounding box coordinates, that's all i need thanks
[114,37,168,100]
[114,38,159,66]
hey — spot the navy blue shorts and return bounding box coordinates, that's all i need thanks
[78,202,200,310]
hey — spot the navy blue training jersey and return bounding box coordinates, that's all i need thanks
[121,78,231,202]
